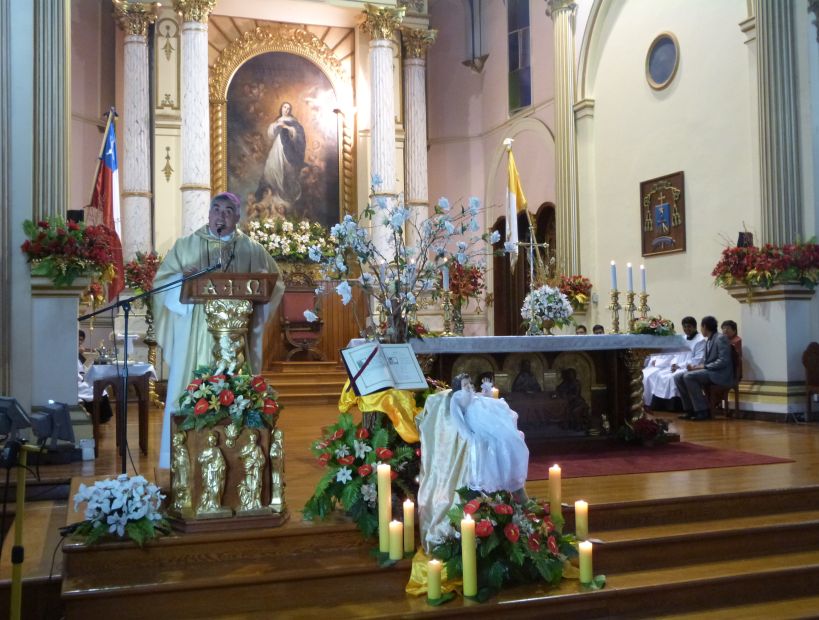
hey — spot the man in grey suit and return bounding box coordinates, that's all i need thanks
[674,315,735,421]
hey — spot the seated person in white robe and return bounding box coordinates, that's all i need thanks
[417,374,529,551]
[643,316,705,408]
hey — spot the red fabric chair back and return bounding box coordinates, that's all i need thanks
[282,290,316,322]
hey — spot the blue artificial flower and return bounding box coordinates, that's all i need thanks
[308,246,323,262]
[303,310,319,322]
[444,221,455,235]
[336,280,353,305]
[390,207,410,229]
[437,197,451,212]
[371,173,383,187]
[456,252,467,265]
[374,196,388,211]
[468,219,479,232]
[504,241,517,254]
[457,241,468,252]
[490,230,501,244]
[469,196,480,215]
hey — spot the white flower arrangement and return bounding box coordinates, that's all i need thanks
[72,474,169,545]
[246,217,335,262]
[521,284,574,334]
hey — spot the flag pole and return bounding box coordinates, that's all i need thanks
[87,107,116,210]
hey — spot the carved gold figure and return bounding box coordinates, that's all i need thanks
[171,431,192,513]
[269,428,285,512]
[197,431,227,515]
[238,431,265,512]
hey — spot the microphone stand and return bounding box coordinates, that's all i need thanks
[78,261,223,474]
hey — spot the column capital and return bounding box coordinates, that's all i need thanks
[545,0,576,19]
[361,4,405,41]
[172,0,216,24]
[400,27,437,59]
[112,1,159,37]
[810,0,819,43]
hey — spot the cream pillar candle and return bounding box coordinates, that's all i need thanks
[491,387,500,399]
[389,520,403,560]
[403,499,415,552]
[549,464,562,517]
[461,514,477,597]
[579,540,593,583]
[575,500,589,539]
[377,463,392,552]
[427,559,442,600]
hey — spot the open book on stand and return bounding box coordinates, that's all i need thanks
[340,341,428,396]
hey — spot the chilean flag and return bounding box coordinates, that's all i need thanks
[90,114,124,300]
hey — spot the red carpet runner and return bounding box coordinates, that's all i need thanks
[527,441,793,480]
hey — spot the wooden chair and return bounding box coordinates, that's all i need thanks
[803,342,819,422]
[281,285,325,361]
[708,345,742,418]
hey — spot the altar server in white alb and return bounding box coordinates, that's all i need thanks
[152,192,285,468]
[642,316,705,408]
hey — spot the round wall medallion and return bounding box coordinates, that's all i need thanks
[646,32,679,90]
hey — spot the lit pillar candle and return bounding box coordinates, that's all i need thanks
[491,387,500,399]
[442,264,449,290]
[389,519,404,560]
[403,499,415,552]
[377,463,392,553]
[460,514,477,597]
[549,464,562,517]
[610,261,617,290]
[427,559,442,601]
[640,264,647,293]
[575,500,589,539]
[579,540,593,584]
[626,262,633,292]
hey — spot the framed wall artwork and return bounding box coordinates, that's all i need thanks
[646,32,679,90]
[209,26,355,229]
[640,171,686,257]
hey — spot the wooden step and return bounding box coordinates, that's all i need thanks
[655,594,819,619]
[266,361,344,374]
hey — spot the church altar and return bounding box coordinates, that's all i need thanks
[409,334,687,436]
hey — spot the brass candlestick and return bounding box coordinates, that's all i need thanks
[625,291,637,332]
[638,292,650,318]
[607,289,622,334]
[441,291,455,337]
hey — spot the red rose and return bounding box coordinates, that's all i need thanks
[250,376,267,392]
[547,535,559,555]
[331,429,345,441]
[219,390,235,406]
[194,398,209,415]
[528,534,541,552]
[503,523,520,543]
[375,447,394,460]
[475,519,494,538]
[263,399,279,415]
[355,427,370,439]
[357,464,373,477]
[463,500,480,515]
[390,469,398,480]
[493,504,513,515]
[317,453,331,467]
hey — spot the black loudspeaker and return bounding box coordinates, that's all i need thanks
[737,232,753,248]
[67,209,84,223]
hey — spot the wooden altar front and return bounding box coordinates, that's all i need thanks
[410,334,687,438]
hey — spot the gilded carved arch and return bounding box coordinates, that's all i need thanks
[209,25,355,218]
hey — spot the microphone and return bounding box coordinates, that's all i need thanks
[216,224,224,235]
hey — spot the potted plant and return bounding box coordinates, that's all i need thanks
[520,284,574,335]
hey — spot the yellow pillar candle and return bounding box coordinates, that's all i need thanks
[549,464,562,517]
[377,463,392,553]
[389,520,403,560]
[427,559,442,600]
[579,540,593,584]
[575,500,589,539]
[403,499,415,552]
[461,514,477,597]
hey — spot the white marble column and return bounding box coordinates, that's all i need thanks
[401,27,436,250]
[173,0,214,235]
[361,5,404,260]
[114,1,157,260]
[546,0,580,276]
[755,0,802,245]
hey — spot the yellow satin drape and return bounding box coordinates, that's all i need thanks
[338,380,422,443]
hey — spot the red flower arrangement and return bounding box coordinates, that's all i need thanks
[21,217,118,288]
[618,412,670,444]
[124,251,162,295]
[555,274,592,310]
[712,240,819,291]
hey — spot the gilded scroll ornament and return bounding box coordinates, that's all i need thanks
[171,431,192,514]
[196,431,229,516]
[237,431,266,513]
[361,4,406,41]
[204,298,253,367]
[400,27,437,59]
[269,428,285,512]
[171,0,216,23]
[112,0,159,37]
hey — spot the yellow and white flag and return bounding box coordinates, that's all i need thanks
[506,146,527,271]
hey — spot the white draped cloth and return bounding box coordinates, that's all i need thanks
[643,333,706,405]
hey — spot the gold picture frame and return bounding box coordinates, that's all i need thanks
[209,25,355,225]
[640,171,686,257]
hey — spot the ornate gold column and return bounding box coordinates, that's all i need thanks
[173,0,215,236]
[756,0,802,245]
[33,0,70,221]
[401,27,436,250]
[545,0,580,276]
[361,4,405,259]
[113,1,158,260]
